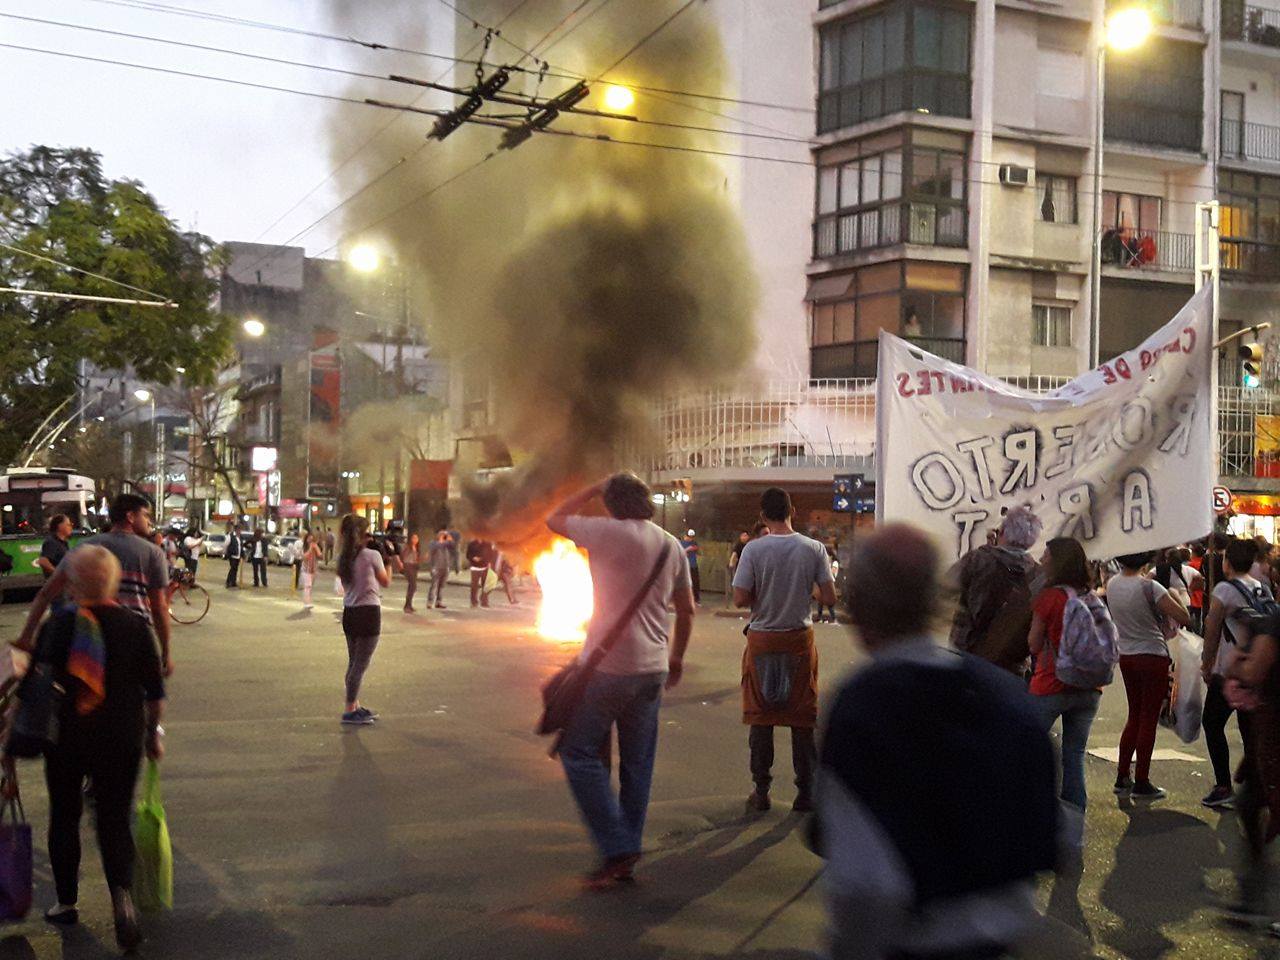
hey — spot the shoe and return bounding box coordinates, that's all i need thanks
[404,606,414,613]
[341,710,375,725]
[1203,785,1236,808]
[1114,776,1135,795]
[355,706,379,720]
[435,603,446,609]
[112,889,141,953]
[584,852,641,890]
[792,794,814,813]
[746,791,771,813]
[44,904,78,926]
[1132,781,1166,800]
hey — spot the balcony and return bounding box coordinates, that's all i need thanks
[1110,0,1202,28]
[1099,228,1194,273]
[1221,119,1280,163]
[235,366,281,400]
[1105,107,1202,153]
[811,337,965,378]
[813,202,966,258]
[1221,238,1280,278]
[1223,1,1280,46]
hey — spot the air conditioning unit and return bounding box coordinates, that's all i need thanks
[999,164,1031,187]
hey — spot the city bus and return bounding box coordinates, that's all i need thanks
[0,468,95,599]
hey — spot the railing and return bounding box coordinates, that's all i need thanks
[1111,0,1203,27]
[1105,106,1203,152]
[624,379,1269,481]
[811,339,965,378]
[1220,119,1280,162]
[1099,228,1195,272]
[813,202,965,258]
[1221,238,1280,278]
[1223,1,1280,45]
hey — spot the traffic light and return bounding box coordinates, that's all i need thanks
[1241,342,1264,389]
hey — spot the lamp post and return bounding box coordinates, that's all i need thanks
[1089,5,1154,368]
[133,388,162,522]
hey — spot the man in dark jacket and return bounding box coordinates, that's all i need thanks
[819,523,1057,958]
[948,505,1043,673]
[466,537,493,608]
[225,524,243,589]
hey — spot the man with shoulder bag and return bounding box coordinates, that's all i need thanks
[543,474,695,889]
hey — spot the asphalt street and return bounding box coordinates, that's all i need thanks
[0,565,1273,960]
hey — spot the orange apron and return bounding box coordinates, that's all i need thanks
[741,627,818,728]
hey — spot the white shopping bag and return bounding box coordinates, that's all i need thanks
[1164,629,1205,744]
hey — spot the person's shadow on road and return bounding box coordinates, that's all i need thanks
[1099,806,1225,960]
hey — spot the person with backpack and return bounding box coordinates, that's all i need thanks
[1201,537,1275,808]
[1106,551,1192,800]
[1027,538,1118,831]
[818,523,1058,958]
[949,505,1043,673]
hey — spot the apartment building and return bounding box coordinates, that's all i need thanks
[808,0,1280,383]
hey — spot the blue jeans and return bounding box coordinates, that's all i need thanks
[559,671,665,860]
[1032,689,1101,810]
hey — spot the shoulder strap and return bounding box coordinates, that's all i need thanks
[582,540,674,669]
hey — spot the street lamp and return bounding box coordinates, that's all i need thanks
[1089,5,1153,367]
[602,84,635,113]
[242,317,266,338]
[347,244,381,274]
[132,389,163,523]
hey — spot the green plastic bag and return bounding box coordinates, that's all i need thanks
[133,760,172,911]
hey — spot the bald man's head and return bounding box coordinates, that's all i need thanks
[847,524,939,646]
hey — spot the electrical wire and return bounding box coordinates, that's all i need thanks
[0,238,176,302]
[591,0,699,80]
[527,0,614,61]
[433,0,543,64]
[0,287,178,307]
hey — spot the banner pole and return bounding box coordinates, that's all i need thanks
[1196,201,1221,489]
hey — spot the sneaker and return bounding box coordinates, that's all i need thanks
[583,852,641,890]
[1132,781,1166,800]
[341,710,375,725]
[746,791,771,813]
[355,706,379,720]
[435,603,446,609]
[111,889,141,953]
[44,904,78,926]
[1203,785,1236,808]
[1114,776,1135,795]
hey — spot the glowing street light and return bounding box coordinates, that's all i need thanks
[242,317,266,338]
[1106,7,1153,51]
[347,244,381,274]
[602,84,635,113]
[133,388,152,402]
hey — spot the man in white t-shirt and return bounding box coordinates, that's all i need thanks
[733,487,836,814]
[1201,537,1273,808]
[547,473,696,889]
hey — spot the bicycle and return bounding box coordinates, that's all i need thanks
[168,567,211,625]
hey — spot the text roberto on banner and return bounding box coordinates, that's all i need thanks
[875,286,1214,562]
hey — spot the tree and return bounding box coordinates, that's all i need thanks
[0,146,233,465]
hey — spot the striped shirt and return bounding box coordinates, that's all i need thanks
[62,531,168,624]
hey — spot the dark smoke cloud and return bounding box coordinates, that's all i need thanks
[323,1,758,544]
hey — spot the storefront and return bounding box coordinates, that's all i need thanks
[1228,494,1280,542]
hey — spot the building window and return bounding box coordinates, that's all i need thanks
[1102,191,1161,233]
[1104,39,1202,152]
[1219,170,1280,276]
[818,0,971,134]
[809,261,967,378]
[1033,303,1072,347]
[814,130,967,257]
[1037,175,1077,224]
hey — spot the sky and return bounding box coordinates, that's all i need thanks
[0,0,464,255]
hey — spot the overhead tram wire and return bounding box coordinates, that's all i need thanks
[0,238,176,303]
[0,40,1228,203]
[536,0,622,59]
[74,0,812,113]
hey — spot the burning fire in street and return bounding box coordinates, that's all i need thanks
[533,538,593,643]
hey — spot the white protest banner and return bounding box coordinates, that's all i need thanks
[875,286,1214,561]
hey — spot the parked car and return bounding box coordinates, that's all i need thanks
[205,533,229,558]
[268,536,301,566]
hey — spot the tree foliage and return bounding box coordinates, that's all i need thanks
[0,145,233,464]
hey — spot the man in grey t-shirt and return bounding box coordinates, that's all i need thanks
[733,487,836,813]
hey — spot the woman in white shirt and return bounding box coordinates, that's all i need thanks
[183,527,205,581]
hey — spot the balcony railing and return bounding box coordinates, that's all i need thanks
[1105,106,1203,152]
[1221,119,1280,162]
[814,202,966,258]
[1223,1,1280,45]
[1221,238,1280,278]
[622,379,1272,481]
[1110,0,1202,28]
[1100,228,1195,272]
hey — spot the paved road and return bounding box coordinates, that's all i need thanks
[0,567,1271,959]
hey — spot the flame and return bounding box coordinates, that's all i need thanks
[533,538,594,643]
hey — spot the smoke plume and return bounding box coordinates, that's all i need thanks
[323,1,758,542]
